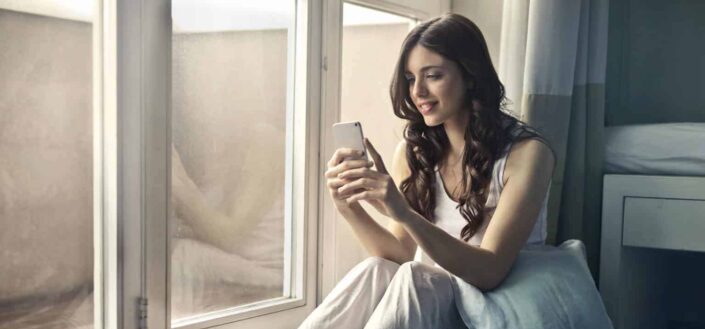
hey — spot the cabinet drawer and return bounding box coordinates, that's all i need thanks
[623,197,705,252]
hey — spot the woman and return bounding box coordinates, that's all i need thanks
[300,13,555,329]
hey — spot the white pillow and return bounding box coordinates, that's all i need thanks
[451,239,614,329]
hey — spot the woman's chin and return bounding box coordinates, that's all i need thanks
[423,116,443,127]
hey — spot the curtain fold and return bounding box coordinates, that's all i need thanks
[498,0,609,277]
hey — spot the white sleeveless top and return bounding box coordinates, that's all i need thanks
[433,139,549,246]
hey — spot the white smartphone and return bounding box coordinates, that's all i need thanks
[332,121,368,163]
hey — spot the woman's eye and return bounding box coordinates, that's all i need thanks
[426,73,441,80]
[405,76,415,83]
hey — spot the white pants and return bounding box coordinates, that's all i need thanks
[298,257,466,329]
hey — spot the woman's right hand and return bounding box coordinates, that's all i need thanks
[325,148,374,211]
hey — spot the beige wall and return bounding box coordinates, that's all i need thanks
[451,0,504,68]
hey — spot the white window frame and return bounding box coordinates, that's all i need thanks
[95,0,121,328]
[97,0,176,328]
[167,0,323,327]
[97,0,448,327]
[99,0,171,328]
[317,0,449,303]
[100,0,323,328]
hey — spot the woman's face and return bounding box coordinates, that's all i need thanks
[404,45,469,127]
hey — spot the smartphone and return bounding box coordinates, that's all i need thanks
[332,121,368,163]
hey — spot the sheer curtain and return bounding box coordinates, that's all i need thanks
[498,0,609,277]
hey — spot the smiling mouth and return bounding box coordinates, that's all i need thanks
[418,102,436,114]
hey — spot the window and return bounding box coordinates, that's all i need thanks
[0,2,97,328]
[0,0,445,328]
[169,0,315,327]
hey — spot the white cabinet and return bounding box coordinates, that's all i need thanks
[600,175,705,329]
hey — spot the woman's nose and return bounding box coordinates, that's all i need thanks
[411,80,428,98]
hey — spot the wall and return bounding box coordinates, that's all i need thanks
[451,0,504,68]
[606,0,705,125]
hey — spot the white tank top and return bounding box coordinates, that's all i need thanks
[433,139,549,246]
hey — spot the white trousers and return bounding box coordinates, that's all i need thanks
[298,257,466,329]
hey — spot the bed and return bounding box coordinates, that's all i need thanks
[599,123,705,329]
[603,123,705,176]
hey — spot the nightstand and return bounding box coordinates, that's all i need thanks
[600,175,705,329]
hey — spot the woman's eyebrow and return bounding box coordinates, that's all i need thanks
[405,65,444,74]
[420,65,443,71]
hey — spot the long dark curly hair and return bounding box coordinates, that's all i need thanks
[391,13,551,242]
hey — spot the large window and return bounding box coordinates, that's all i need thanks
[170,0,302,327]
[0,2,96,328]
[0,0,444,328]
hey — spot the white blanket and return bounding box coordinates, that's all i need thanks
[605,123,705,176]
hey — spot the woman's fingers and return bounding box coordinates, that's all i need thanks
[329,178,366,200]
[337,166,380,181]
[325,147,377,202]
[338,177,383,196]
[364,138,389,175]
[345,189,383,204]
[326,176,352,189]
[325,159,374,178]
[327,147,365,168]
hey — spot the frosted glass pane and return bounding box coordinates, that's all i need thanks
[170,0,293,322]
[0,7,94,329]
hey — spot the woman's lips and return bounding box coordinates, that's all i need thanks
[418,102,436,115]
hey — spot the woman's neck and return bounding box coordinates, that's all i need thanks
[442,107,470,165]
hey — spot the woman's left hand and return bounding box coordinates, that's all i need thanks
[336,138,412,222]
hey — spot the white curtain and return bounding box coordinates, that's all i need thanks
[498,0,609,276]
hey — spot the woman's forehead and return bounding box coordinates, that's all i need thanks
[405,45,448,73]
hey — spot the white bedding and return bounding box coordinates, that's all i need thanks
[604,123,705,176]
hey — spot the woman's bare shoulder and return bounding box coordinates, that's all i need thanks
[503,138,555,186]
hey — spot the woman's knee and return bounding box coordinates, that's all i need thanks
[393,260,447,282]
[357,256,401,274]
[397,260,423,274]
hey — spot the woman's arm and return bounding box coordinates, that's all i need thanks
[334,141,418,264]
[337,204,415,264]
[396,139,555,291]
